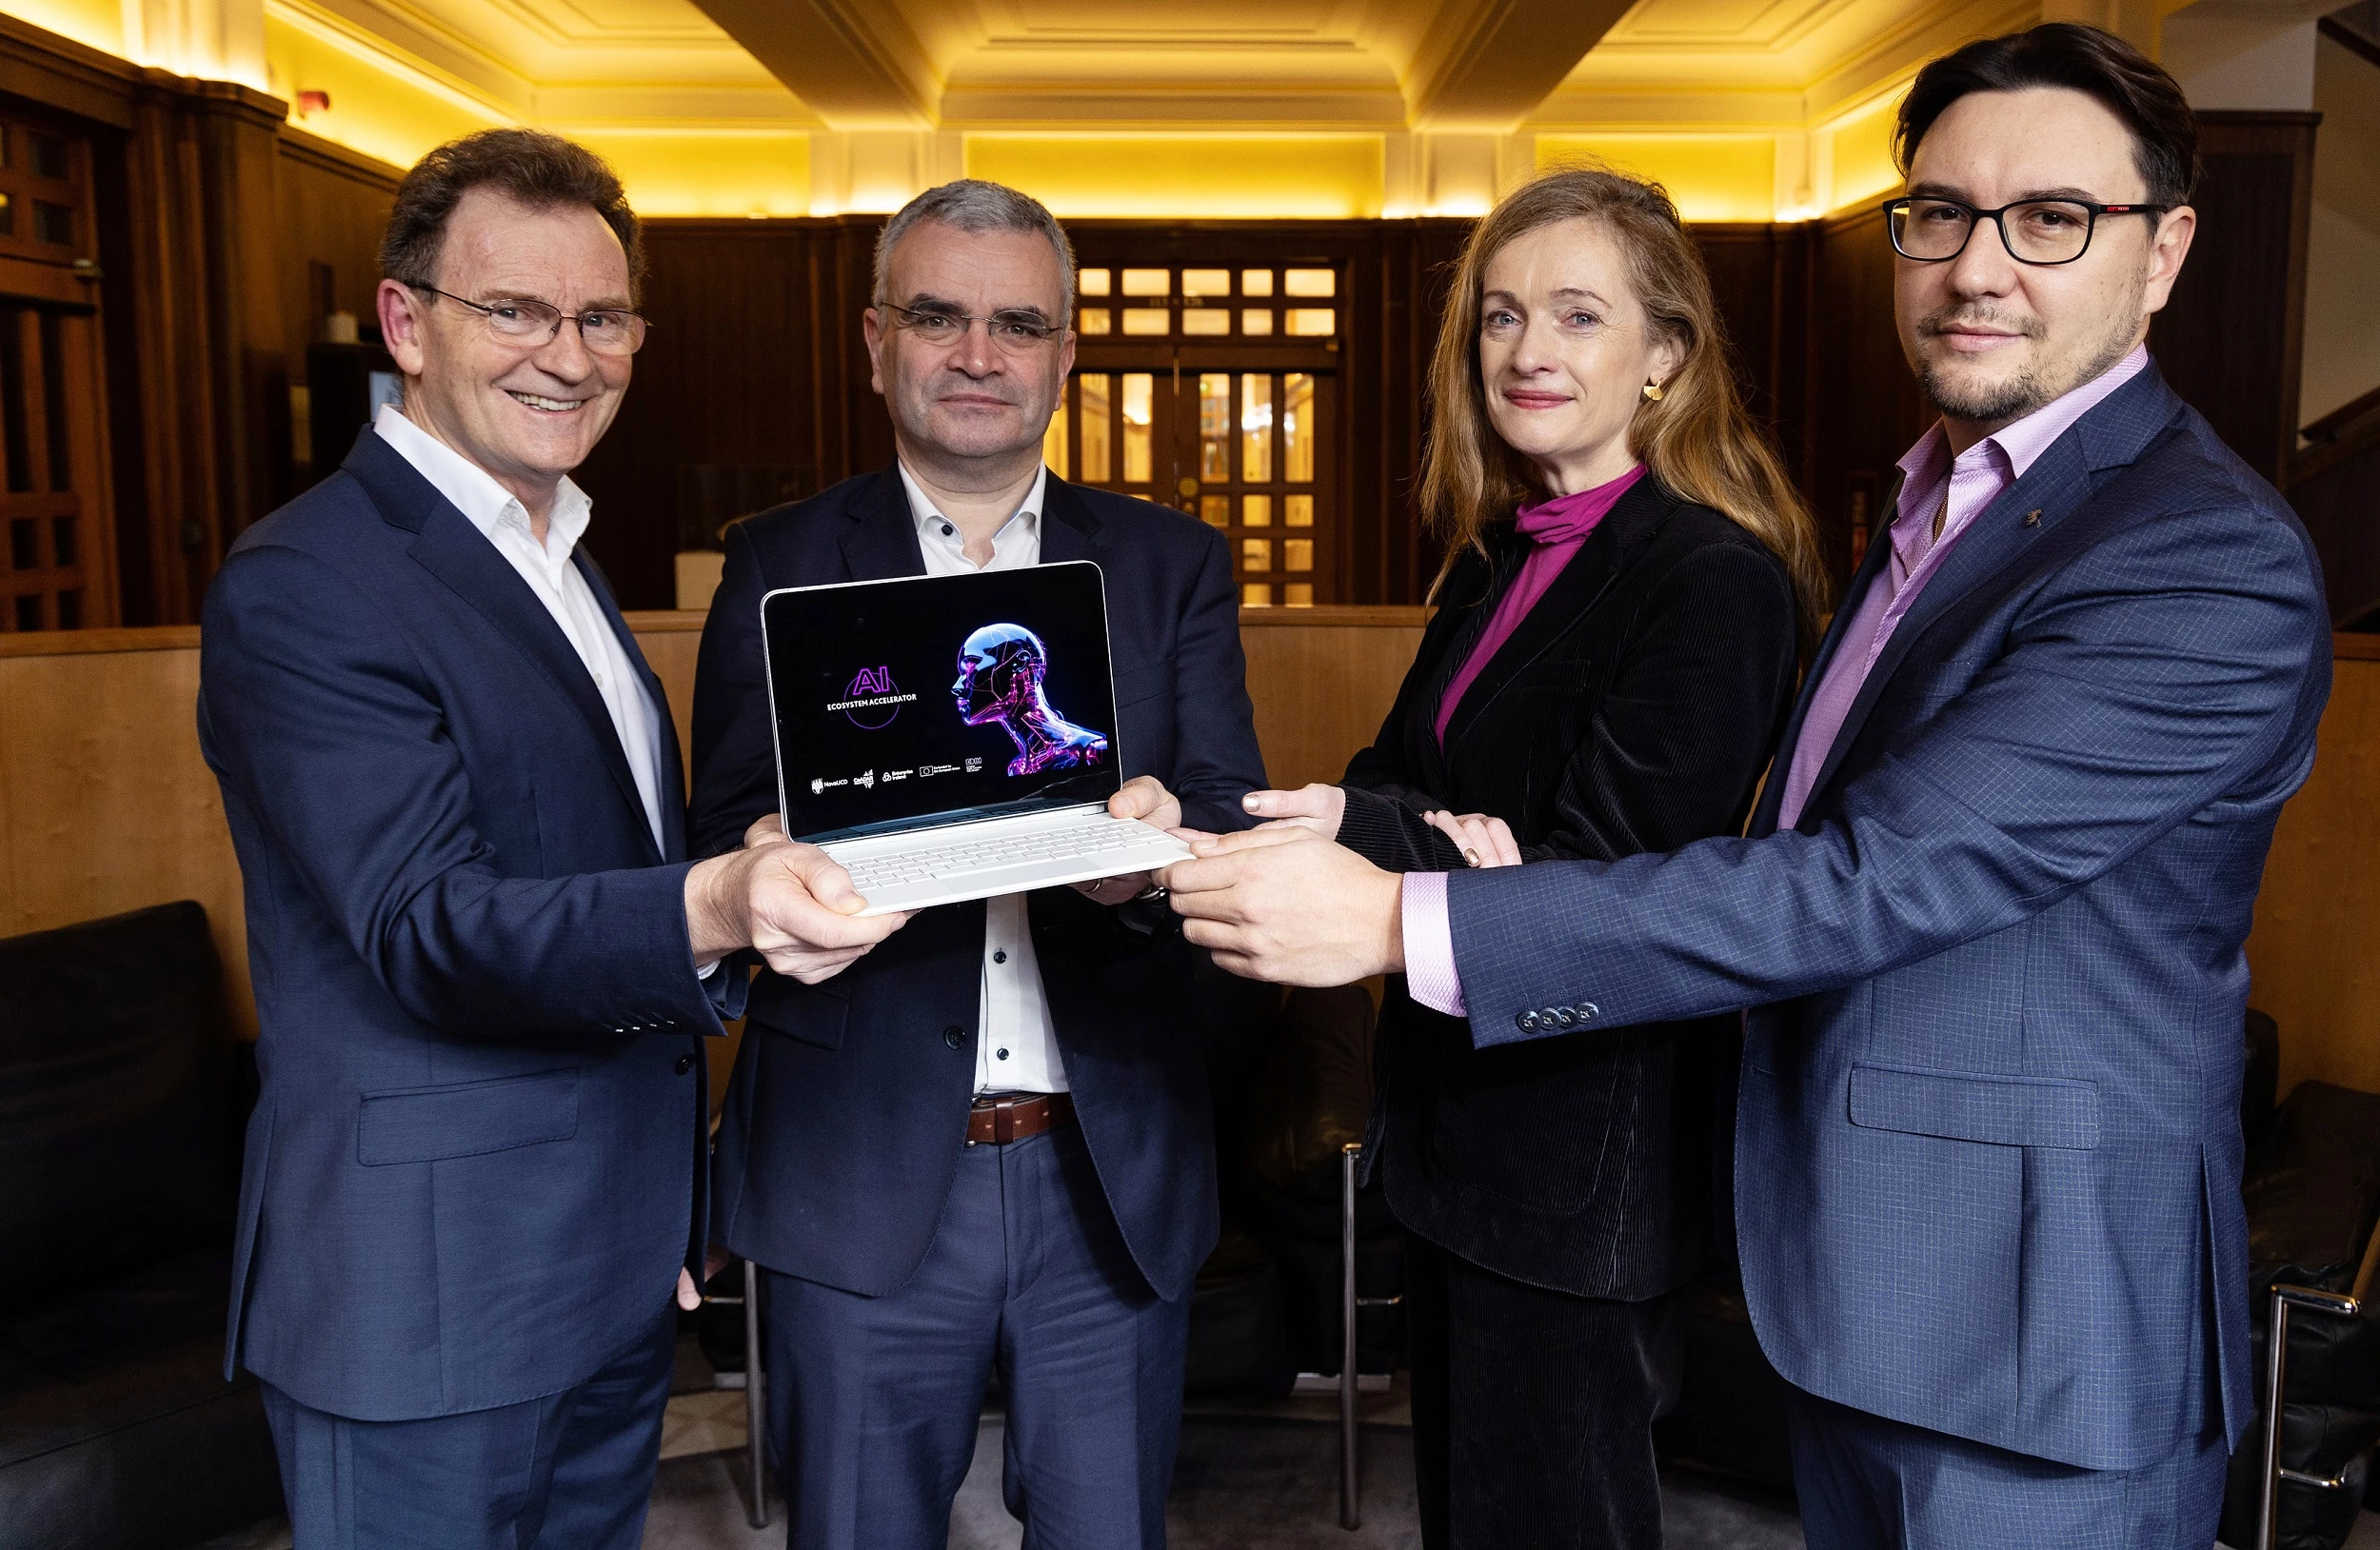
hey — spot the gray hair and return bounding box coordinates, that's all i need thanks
[873,179,1076,325]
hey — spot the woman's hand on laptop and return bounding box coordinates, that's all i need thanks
[684,840,909,984]
[1240,783,1345,841]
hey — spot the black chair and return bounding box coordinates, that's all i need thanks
[0,902,282,1550]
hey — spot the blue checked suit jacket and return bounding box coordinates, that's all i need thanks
[1439,361,2330,1470]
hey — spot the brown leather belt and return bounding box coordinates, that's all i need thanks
[966,1092,1075,1146]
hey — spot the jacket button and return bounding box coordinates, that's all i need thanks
[943,1025,965,1050]
[675,1053,696,1075]
[1554,1007,1576,1027]
[1578,1004,1599,1021]
[1517,1011,1539,1031]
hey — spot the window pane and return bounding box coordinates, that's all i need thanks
[1285,308,1335,336]
[1284,583,1314,607]
[52,514,75,566]
[55,586,80,627]
[1200,495,1229,528]
[1240,376,1273,483]
[1284,493,1314,527]
[1121,268,1169,296]
[1121,307,1169,336]
[0,193,13,236]
[15,594,40,629]
[1240,308,1273,336]
[1242,538,1272,571]
[32,202,72,247]
[1077,308,1110,335]
[1284,539,1313,571]
[30,133,67,180]
[1240,269,1274,297]
[1181,308,1228,336]
[1285,268,1335,297]
[1199,373,1231,481]
[1241,494,1272,527]
[1241,583,1272,606]
[1042,391,1069,481]
[1284,374,1315,483]
[1079,268,1112,296]
[1182,268,1231,297]
[10,518,34,569]
[1121,374,1153,484]
[1080,375,1111,484]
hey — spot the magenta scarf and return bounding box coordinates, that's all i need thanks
[1434,463,1647,745]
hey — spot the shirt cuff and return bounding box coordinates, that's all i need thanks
[696,958,721,980]
[1399,871,1466,1019]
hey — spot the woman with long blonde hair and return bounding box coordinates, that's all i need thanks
[1240,166,1824,1548]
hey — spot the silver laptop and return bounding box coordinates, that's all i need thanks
[759,561,1192,917]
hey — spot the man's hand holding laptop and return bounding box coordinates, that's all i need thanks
[685,819,912,984]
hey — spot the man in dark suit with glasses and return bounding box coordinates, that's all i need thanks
[690,179,1265,1550]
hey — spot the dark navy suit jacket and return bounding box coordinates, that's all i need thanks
[1439,364,2330,1470]
[199,430,732,1421]
[691,469,1264,1304]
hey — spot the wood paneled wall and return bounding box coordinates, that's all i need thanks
[8,620,2371,1102]
[0,608,1420,1037]
[2244,639,2380,1098]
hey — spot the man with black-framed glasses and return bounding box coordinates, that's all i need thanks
[199,128,902,1550]
[1153,24,2330,1548]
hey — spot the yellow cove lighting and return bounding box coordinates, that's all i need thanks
[966,135,1388,220]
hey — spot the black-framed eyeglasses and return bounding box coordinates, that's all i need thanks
[1883,196,2172,267]
[410,284,650,356]
[880,301,1061,352]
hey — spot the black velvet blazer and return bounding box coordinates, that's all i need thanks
[1340,475,1798,1300]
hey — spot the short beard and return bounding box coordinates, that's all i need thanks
[1914,278,2145,427]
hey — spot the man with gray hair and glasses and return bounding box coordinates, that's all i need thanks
[689,180,1265,1547]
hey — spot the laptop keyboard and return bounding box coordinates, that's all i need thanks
[839,815,1170,893]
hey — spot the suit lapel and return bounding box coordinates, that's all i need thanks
[1439,479,1669,752]
[1747,471,1904,838]
[838,469,930,581]
[343,431,654,850]
[575,547,682,864]
[1790,363,2191,822]
[1038,476,1103,566]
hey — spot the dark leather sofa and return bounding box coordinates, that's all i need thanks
[0,902,281,1550]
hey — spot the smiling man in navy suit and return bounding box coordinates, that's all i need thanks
[1166,26,2331,1550]
[198,129,905,1550]
[690,181,1264,1549]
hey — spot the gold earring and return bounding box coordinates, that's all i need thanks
[1642,379,1664,402]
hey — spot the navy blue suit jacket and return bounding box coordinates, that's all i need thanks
[691,469,1264,1304]
[1439,363,2330,1470]
[199,430,731,1421]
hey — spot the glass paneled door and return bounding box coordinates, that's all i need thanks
[0,110,114,630]
[1045,260,1340,606]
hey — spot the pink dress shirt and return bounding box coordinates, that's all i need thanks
[1434,465,1646,745]
[1400,345,2152,1019]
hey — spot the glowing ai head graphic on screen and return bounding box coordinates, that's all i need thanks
[951,623,1110,776]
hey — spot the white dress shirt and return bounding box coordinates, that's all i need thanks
[897,461,1069,1096]
[374,404,671,853]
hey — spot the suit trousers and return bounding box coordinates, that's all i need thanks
[760,1121,1190,1550]
[1786,1384,2230,1550]
[1404,1233,1680,1550]
[257,1295,677,1550]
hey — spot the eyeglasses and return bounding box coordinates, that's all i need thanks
[880,302,1061,353]
[411,284,650,356]
[1883,196,2171,267]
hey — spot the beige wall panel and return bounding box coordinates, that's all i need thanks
[2246,649,2380,1099]
[7,622,2369,1109]
[1238,609,1428,791]
[0,630,250,1033]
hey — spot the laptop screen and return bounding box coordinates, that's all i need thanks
[761,561,1121,842]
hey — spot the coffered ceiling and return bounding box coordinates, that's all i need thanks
[691,0,1641,130]
[276,0,1993,133]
